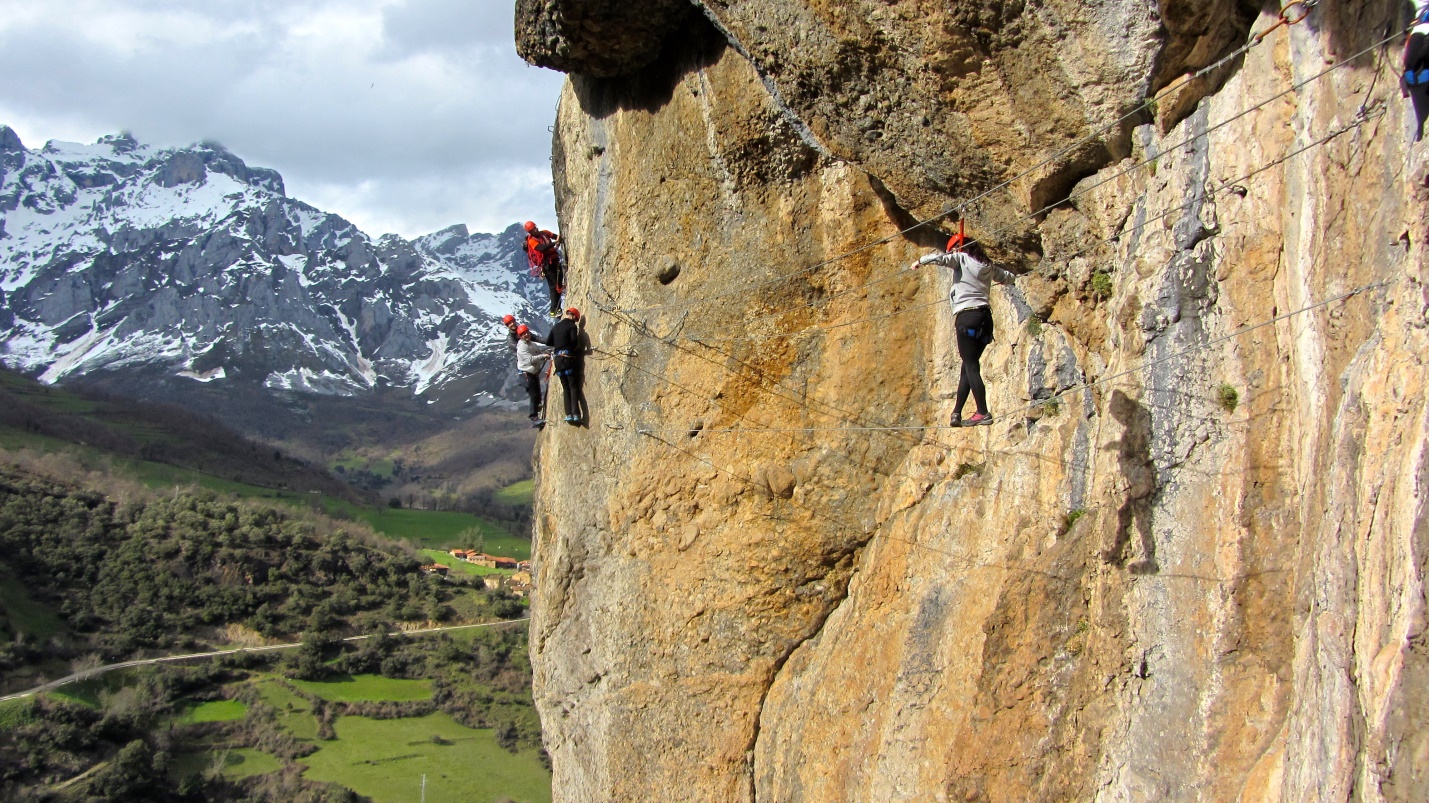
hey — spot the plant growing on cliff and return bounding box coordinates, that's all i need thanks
[1026,315,1043,337]
[952,462,984,480]
[1216,383,1240,414]
[1040,396,1062,417]
[1089,271,1114,301]
[1060,508,1087,535]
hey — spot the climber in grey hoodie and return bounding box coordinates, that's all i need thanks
[911,232,1017,426]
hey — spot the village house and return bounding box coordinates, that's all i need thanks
[420,563,449,577]
[509,569,534,598]
[471,553,518,570]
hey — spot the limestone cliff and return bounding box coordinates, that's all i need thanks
[517,1,1429,800]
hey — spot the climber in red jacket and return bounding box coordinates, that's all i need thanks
[523,221,566,317]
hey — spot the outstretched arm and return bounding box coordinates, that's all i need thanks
[909,251,951,270]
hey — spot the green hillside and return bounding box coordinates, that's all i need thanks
[0,369,369,503]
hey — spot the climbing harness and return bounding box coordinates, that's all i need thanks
[554,350,576,377]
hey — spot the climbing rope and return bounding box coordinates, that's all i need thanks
[630,279,1390,435]
[678,42,1402,341]
[610,14,1405,339]
[681,106,1384,344]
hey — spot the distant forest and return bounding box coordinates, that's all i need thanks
[0,459,537,802]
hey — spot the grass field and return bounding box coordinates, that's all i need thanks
[290,674,433,703]
[332,456,396,478]
[299,712,551,803]
[350,506,504,543]
[170,747,283,780]
[493,479,534,506]
[178,699,248,724]
[255,679,320,741]
[0,373,98,414]
[0,698,34,729]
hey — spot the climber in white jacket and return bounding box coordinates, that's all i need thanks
[515,325,551,427]
[910,230,1017,427]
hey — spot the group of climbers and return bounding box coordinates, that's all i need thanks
[509,213,1011,431]
[505,308,587,429]
[511,219,587,428]
[500,2,1428,440]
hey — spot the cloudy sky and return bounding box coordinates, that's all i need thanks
[0,0,566,238]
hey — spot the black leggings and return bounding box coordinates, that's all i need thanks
[544,261,565,313]
[954,306,994,417]
[1407,33,1429,142]
[555,355,586,420]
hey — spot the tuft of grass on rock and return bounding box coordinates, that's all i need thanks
[1026,316,1043,337]
[1060,508,1087,535]
[1216,383,1239,414]
[1040,396,1062,417]
[1089,271,1114,301]
[952,462,984,481]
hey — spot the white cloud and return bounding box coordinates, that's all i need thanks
[0,0,566,238]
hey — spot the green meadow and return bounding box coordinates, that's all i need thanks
[300,712,551,803]
[289,674,433,703]
[169,747,283,781]
[494,479,534,506]
[178,699,248,724]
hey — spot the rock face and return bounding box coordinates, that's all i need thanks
[0,129,548,404]
[522,1,1428,801]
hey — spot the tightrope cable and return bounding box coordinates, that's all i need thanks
[683,108,1383,344]
[632,279,1390,435]
[613,15,1406,337]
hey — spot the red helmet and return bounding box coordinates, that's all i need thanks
[515,325,529,337]
[947,233,968,251]
[565,307,580,320]
[501,314,515,325]
[523,221,537,232]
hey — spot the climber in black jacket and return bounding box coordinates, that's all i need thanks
[548,307,588,424]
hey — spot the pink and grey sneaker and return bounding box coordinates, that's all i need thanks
[965,412,994,426]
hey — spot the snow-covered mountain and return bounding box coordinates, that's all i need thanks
[0,125,547,405]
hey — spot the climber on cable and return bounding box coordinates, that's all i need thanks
[910,226,1017,427]
[548,307,588,425]
[515,324,551,428]
[1403,0,1429,142]
[522,221,566,317]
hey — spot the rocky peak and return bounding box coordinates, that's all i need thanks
[0,125,23,156]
